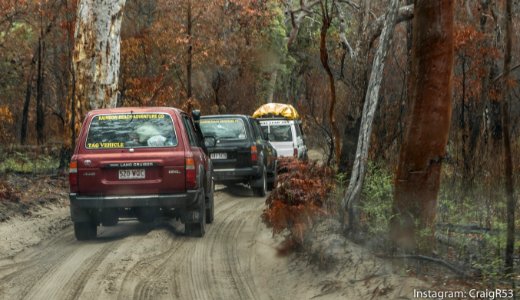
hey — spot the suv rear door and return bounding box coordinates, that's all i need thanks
[259,119,294,157]
[293,121,307,158]
[200,116,254,170]
[76,112,186,196]
[180,113,209,189]
[250,118,275,171]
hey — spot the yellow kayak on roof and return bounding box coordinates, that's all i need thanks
[252,103,300,119]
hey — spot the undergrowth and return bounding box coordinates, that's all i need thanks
[0,180,20,202]
[262,157,519,284]
[262,158,335,253]
[0,151,59,174]
[359,162,393,237]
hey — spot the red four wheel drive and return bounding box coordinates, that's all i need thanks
[68,107,215,240]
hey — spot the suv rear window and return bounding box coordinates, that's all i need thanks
[266,125,292,142]
[200,118,247,140]
[259,120,293,142]
[86,113,177,149]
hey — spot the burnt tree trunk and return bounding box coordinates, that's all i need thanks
[319,1,341,162]
[478,0,493,148]
[391,0,454,251]
[36,36,45,145]
[20,4,60,145]
[20,58,36,145]
[502,0,515,277]
[186,0,193,99]
[489,1,502,146]
[59,0,78,171]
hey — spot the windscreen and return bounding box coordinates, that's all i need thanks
[85,113,177,149]
[199,118,247,140]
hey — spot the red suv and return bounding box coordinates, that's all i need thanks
[68,107,214,240]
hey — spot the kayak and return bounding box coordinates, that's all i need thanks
[252,103,300,119]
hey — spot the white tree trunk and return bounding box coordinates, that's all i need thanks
[73,0,126,110]
[341,0,400,231]
[266,69,278,103]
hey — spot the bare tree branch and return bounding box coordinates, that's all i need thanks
[368,4,414,47]
[335,2,354,58]
[493,63,520,82]
[336,0,359,10]
[286,0,321,47]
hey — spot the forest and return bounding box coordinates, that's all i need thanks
[0,0,519,294]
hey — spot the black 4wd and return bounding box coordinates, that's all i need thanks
[199,115,277,196]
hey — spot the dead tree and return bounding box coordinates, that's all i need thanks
[502,0,515,277]
[337,2,414,174]
[341,0,401,233]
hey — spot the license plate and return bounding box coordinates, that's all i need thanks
[118,169,145,180]
[211,153,227,160]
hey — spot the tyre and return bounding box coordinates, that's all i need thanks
[206,180,214,224]
[185,190,206,237]
[74,222,97,241]
[252,167,267,197]
[267,169,277,191]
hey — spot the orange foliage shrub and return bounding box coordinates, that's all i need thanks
[262,158,335,251]
[0,106,14,143]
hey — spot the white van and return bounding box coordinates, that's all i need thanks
[258,118,307,159]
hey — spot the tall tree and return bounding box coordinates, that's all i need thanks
[287,0,341,162]
[337,2,413,173]
[341,0,401,232]
[318,0,340,162]
[66,0,126,147]
[186,0,193,99]
[35,22,46,145]
[391,0,455,250]
[74,0,125,110]
[18,0,65,145]
[502,0,515,277]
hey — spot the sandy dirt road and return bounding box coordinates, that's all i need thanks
[0,185,329,300]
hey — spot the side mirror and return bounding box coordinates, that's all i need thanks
[204,136,216,148]
[192,110,201,122]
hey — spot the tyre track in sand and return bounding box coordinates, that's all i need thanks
[0,231,79,299]
[0,185,290,300]
[26,241,118,300]
[172,196,252,300]
[127,191,247,300]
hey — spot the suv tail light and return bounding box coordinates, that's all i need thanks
[186,156,197,189]
[69,160,78,192]
[251,145,258,163]
[293,148,298,158]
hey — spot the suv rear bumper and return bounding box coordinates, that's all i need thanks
[69,190,200,209]
[212,166,260,182]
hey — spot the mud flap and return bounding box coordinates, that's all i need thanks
[183,210,202,223]
[70,204,90,222]
[182,189,203,223]
[250,170,265,188]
